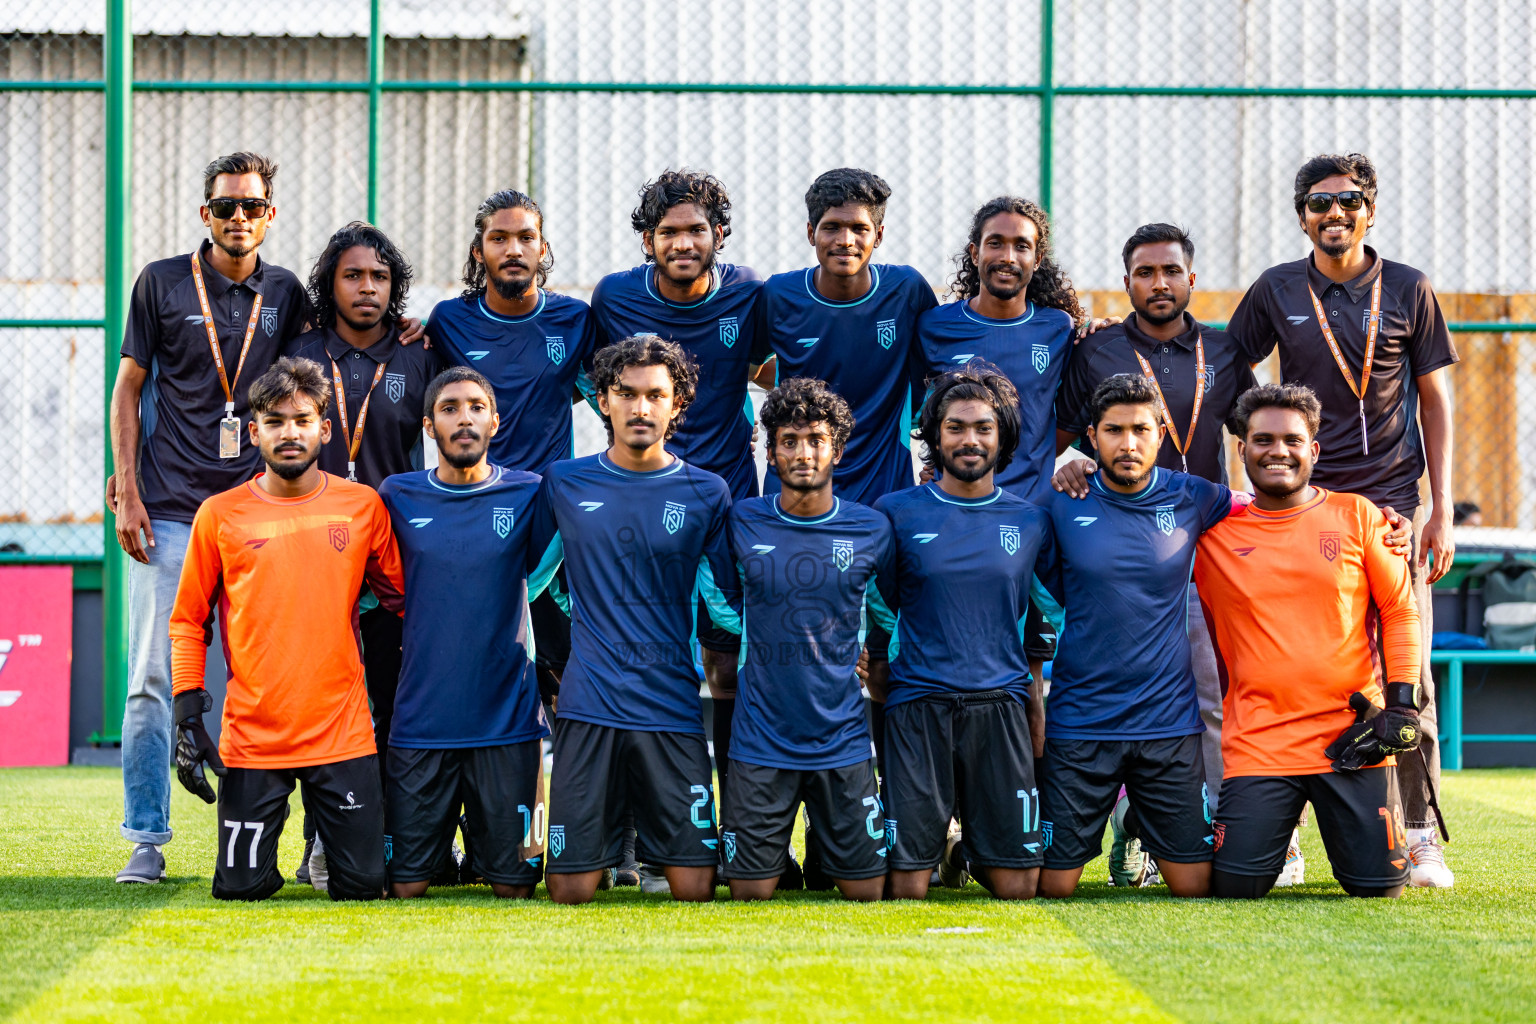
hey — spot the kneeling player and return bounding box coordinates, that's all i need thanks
[872,364,1054,900]
[1195,384,1419,898]
[378,368,561,899]
[716,378,894,901]
[170,358,404,901]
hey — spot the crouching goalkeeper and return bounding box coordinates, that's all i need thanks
[1193,384,1422,899]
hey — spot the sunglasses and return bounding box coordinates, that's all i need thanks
[207,197,271,220]
[1304,190,1368,214]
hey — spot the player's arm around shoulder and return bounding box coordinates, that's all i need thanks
[361,487,406,615]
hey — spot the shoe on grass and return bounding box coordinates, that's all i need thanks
[1107,793,1158,887]
[778,849,805,890]
[116,843,165,884]
[308,835,330,892]
[1273,828,1306,887]
[596,867,616,890]
[938,820,969,888]
[638,863,671,895]
[295,834,314,884]
[1407,828,1454,888]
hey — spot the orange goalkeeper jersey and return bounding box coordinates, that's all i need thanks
[1193,488,1419,778]
[169,472,405,769]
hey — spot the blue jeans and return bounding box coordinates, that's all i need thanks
[120,518,191,845]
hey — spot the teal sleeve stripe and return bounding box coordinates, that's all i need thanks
[741,392,755,427]
[528,531,564,601]
[864,583,897,634]
[575,370,602,416]
[1030,575,1064,633]
[697,559,742,634]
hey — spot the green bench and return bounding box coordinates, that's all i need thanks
[1431,649,1536,770]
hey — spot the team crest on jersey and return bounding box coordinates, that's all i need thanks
[260,305,279,336]
[722,831,737,862]
[546,337,566,365]
[1155,504,1177,537]
[327,521,350,552]
[493,507,515,539]
[663,500,687,535]
[875,319,897,349]
[1000,524,1020,556]
[1202,365,1216,390]
[1320,531,1341,562]
[718,317,739,348]
[384,372,405,404]
[832,539,854,572]
[548,825,565,858]
[1031,343,1050,374]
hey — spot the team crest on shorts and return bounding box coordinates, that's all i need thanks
[1031,343,1050,374]
[875,319,896,349]
[546,336,566,365]
[327,522,350,552]
[1155,504,1177,537]
[1319,531,1340,562]
[548,825,565,858]
[718,317,739,348]
[832,538,854,572]
[999,524,1020,556]
[260,305,279,336]
[722,831,737,862]
[884,819,897,849]
[1212,822,1226,851]
[492,507,515,539]
[384,372,405,404]
[663,500,687,535]
[1041,821,1053,848]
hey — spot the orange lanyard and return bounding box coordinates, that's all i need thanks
[1307,274,1382,455]
[330,358,387,481]
[189,251,262,419]
[1133,335,1205,473]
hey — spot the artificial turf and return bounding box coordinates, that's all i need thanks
[1,767,1532,1023]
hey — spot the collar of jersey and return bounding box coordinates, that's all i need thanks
[643,266,721,309]
[245,472,329,505]
[772,495,841,525]
[958,299,1035,327]
[1089,466,1162,503]
[597,451,685,479]
[1305,244,1382,303]
[477,290,546,324]
[1125,311,1199,352]
[1243,487,1330,520]
[923,482,1001,506]
[196,239,265,291]
[427,464,504,493]
[803,264,881,307]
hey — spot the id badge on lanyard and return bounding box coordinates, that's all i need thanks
[190,252,262,459]
[1308,274,1382,455]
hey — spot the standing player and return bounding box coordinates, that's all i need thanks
[168,357,404,901]
[378,367,562,899]
[1225,153,1458,887]
[872,364,1055,901]
[1196,384,1419,898]
[715,378,893,902]
[590,171,770,856]
[536,337,738,905]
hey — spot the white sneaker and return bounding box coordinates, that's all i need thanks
[308,835,330,892]
[1406,828,1454,888]
[1273,829,1305,887]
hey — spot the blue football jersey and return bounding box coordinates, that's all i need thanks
[751,264,939,505]
[871,484,1055,708]
[378,466,562,748]
[589,264,764,499]
[917,299,1076,503]
[530,453,738,734]
[1039,468,1233,740]
[720,496,895,770]
[426,291,598,476]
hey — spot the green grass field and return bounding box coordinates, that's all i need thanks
[1,767,1532,1023]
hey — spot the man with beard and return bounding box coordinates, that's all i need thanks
[1225,154,1458,887]
[713,378,894,902]
[167,357,405,901]
[590,173,770,883]
[870,364,1055,901]
[1036,374,1235,900]
[1194,384,1419,899]
[377,368,562,900]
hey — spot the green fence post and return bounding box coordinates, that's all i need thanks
[367,0,383,223]
[1038,0,1054,212]
[96,0,132,746]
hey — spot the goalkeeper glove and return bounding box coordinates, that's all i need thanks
[173,688,226,803]
[1324,684,1422,772]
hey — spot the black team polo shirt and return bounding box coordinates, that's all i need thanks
[120,240,313,523]
[1226,245,1458,515]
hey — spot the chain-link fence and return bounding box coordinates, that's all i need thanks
[5,0,1536,566]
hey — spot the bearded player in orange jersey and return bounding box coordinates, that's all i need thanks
[168,356,405,901]
[1194,383,1421,899]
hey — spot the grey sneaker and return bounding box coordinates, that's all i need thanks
[116,843,165,884]
[638,863,671,895]
[1107,793,1158,888]
[308,835,330,892]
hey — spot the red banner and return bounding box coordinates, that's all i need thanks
[0,566,73,767]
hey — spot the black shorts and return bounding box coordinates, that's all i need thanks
[386,740,546,887]
[1023,598,1056,662]
[213,755,385,901]
[720,758,886,881]
[1215,768,1410,889]
[883,691,1042,871]
[530,575,571,672]
[696,595,741,655]
[1039,734,1212,870]
[546,718,718,872]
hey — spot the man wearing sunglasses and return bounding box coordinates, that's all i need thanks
[1225,152,1458,888]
